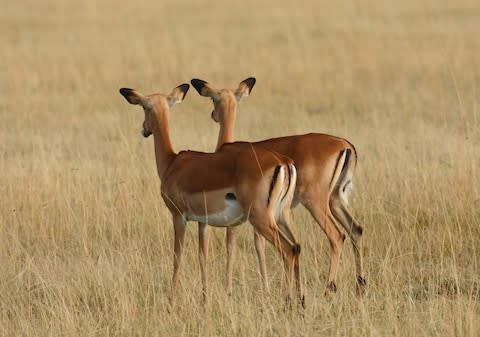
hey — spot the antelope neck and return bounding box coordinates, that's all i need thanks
[152,113,176,179]
[215,106,236,150]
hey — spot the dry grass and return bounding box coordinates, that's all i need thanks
[1,0,479,336]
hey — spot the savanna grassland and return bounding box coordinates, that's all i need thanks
[1,0,479,336]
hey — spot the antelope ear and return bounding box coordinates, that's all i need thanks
[191,79,221,101]
[119,88,145,105]
[167,83,190,107]
[235,77,256,101]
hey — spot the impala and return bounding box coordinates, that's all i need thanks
[119,83,304,309]
[191,77,366,295]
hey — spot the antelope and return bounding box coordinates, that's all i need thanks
[119,83,304,309]
[191,77,366,295]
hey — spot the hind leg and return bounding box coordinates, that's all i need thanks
[253,230,270,293]
[305,201,346,295]
[277,211,304,307]
[330,195,366,294]
[250,214,300,305]
[294,254,305,309]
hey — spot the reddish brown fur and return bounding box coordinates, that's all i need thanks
[191,77,366,295]
[119,84,303,310]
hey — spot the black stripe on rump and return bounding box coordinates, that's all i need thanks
[267,165,282,206]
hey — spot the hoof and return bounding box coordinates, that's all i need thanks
[201,292,209,307]
[299,294,306,309]
[284,295,293,311]
[356,276,367,296]
[325,281,337,294]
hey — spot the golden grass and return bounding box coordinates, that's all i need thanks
[1,0,479,336]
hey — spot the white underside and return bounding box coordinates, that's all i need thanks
[186,199,245,227]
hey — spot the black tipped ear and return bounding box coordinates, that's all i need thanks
[178,83,190,100]
[235,77,256,101]
[119,88,133,96]
[191,79,208,95]
[241,77,256,92]
[191,78,216,98]
[167,83,190,107]
[190,78,221,100]
[119,88,145,105]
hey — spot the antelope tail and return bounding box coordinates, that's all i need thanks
[330,148,356,204]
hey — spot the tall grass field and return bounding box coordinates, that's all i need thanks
[1,0,479,336]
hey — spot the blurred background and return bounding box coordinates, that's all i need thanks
[1,0,479,336]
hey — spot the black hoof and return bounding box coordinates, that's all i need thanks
[299,295,306,309]
[326,281,337,293]
[357,276,367,287]
[356,276,367,296]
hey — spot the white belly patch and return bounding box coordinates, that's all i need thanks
[186,198,245,227]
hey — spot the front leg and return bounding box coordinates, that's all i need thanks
[198,222,209,305]
[226,227,236,296]
[169,214,186,311]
